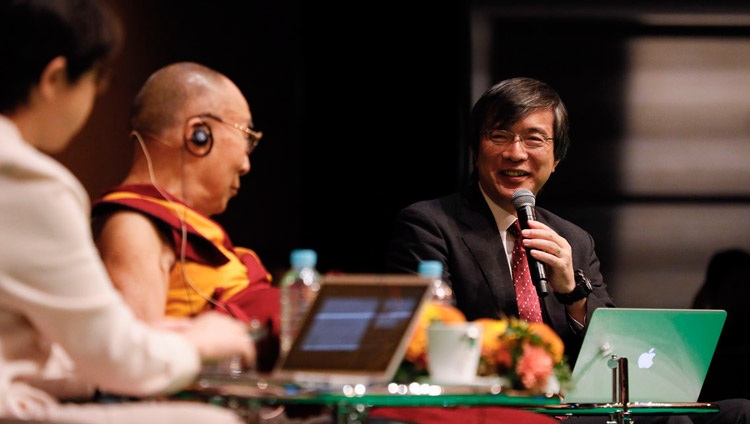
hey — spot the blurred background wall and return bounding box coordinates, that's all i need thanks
[58,0,750,308]
[470,1,750,307]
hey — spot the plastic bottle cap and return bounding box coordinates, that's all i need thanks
[418,260,442,277]
[290,249,317,268]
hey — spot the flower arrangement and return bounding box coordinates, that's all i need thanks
[398,302,571,396]
[474,316,571,395]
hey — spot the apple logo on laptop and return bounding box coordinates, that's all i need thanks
[637,348,656,368]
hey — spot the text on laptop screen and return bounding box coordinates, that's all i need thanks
[280,278,429,374]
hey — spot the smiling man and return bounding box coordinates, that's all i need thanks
[382,77,750,424]
[385,77,611,367]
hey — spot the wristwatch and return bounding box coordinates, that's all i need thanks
[554,269,593,305]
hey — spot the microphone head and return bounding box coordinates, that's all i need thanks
[512,188,536,209]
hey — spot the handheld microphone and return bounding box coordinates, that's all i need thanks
[511,189,549,297]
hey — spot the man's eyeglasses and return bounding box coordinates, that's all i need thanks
[483,129,553,150]
[199,113,263,154]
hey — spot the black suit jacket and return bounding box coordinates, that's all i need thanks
[385,181,616,365]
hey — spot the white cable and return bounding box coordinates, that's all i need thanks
[131,131,230,315]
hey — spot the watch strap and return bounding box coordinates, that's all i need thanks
[554,269,593,305]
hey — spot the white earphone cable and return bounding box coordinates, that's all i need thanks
[131,130,231,316]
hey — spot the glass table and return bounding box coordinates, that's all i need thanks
[179,374,559,423]
[177,373,718,424]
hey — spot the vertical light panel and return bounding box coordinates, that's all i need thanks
[612,37,750,307]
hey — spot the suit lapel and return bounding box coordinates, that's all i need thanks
[457,184,517,313]
[455,184,567,324]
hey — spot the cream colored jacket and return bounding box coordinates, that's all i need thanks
[0,116,200,417]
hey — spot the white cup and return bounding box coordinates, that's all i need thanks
[427,322,483,385]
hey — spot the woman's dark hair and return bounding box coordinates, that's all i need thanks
[469,77,570,163]
[0,0,123,113]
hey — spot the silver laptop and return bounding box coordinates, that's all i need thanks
[563,308,726,404]
[268,273,431,390]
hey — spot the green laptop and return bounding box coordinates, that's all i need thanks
[562,308,726,404]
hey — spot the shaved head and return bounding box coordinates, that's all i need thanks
[130,62,231,134]
[124,61,255,216]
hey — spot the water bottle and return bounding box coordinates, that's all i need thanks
[280,249,322,356]
[419,260,453,304]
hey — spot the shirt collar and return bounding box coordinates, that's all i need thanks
[478,183,516,233]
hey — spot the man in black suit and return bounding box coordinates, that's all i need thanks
[386,77,611,367]
[384,77,750,423]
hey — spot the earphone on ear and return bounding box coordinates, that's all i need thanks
[190,127,210,146]
[184,122,214,157]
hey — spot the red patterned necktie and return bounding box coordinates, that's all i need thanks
[508,220,543,323]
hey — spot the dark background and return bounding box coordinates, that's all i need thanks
[58,1,750,302]
[60,0,471,279]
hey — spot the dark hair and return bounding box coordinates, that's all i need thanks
[469,77,570,163]
[0,0,123,113]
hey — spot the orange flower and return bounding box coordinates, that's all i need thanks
[474,318,508,368]
[528,322,564,363]
[493,343,514,372]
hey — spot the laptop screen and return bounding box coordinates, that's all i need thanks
[563,308,726,404]
[274,273,431,386]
